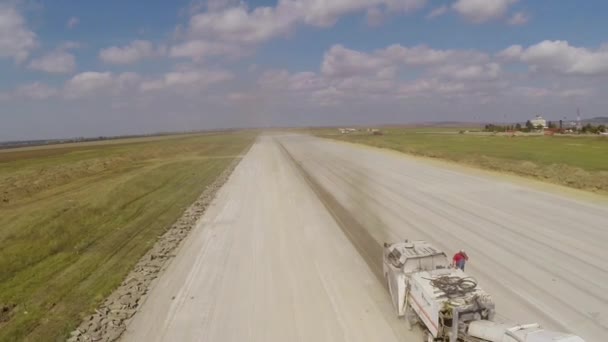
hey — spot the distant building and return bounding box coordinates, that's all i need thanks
[530,115,547,128]
[338,128,357,134]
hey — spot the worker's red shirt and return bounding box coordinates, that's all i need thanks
[453,252,467,263]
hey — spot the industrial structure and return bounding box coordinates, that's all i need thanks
[530,115,547,129]
[383,240,585,342]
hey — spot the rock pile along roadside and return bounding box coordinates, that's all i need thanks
[67,156,245,342]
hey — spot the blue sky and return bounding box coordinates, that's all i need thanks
[1,0,608,140]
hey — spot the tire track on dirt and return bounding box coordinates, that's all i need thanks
[276,138,385,283]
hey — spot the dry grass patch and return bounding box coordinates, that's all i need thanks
[0,132,256,341]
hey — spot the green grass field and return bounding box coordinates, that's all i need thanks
[314,128,608,193]
[0,132,256,341]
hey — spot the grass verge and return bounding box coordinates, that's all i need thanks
[0,132,256,341]
[313,128,608,194]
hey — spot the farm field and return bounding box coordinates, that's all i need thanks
[0,132,255,341]
[313,128,608,193]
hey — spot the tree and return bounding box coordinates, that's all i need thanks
[582,123,593,133]
[515,123,522,131]
[525,120,534,130]
[548,121,557,129]
[598,125,607,133]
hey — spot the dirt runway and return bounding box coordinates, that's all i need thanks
[123,136,413,341]
[280,134,608,342]
[124,134,607,342]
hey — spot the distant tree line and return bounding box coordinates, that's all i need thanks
[581,123,607,134]
[484,121,606,134]
[484,121,541,132]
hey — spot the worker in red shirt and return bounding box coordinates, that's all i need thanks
[453,249,469,271]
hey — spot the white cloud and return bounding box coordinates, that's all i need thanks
[256,43,513,107]
[379,44,489,65]
[204,0,241,12]
[497,44,523,59]
[15,65,234,101]
[115,72,143,89]
[169,40,244,61]
[398,78,467,98]
[321,44,489,79]
[514,86,594,99]
[166,69,230,87]
[186,0,427,44]
[0,82,59,102]
[452,0,517,23]
[499,40,608,76]
[258,69,291,88]
[433,62,502,81]
[62,71,143,99]
[227,92,258,102]
[321,45,395,78]
[311,86,346,106]
[14,82,58,100]
[29,50,76,74]
[508,11,529,26]
[140,68,234,92]
[259,70,327,92]
[67,16,79,29]
[559,88,593,98]
[427,5,448,19]
[0,4,37,62]
[296,0,427,27]
[188,4,296,44]
[514,86,551,98]
[288,71,327,91]
[64,72,115,99]
[99,40,161,65]
[174,0,430,68]
[334,76,395,96]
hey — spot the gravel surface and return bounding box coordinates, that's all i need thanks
[279,134,608,342]
[122,136,414,342]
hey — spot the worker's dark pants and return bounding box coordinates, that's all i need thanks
[457,260,465,271]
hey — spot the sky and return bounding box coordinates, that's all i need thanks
[1,0,607,140]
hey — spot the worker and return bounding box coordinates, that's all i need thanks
[452,249,469,271]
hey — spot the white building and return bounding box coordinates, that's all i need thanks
[530,115,547,128]
[338,128,357,134]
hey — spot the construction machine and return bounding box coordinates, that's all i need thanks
[383,240,585,342]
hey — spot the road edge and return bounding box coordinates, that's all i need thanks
[67,143,254,342]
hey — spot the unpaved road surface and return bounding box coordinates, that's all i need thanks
[123,136,412,341]
[280,135,608,342]
[124,134,607,342]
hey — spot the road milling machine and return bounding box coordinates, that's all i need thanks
[383,240,585,342]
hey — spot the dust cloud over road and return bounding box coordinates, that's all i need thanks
[279,134,608,342]
[124,134,607,342]
[122,136,412,342]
